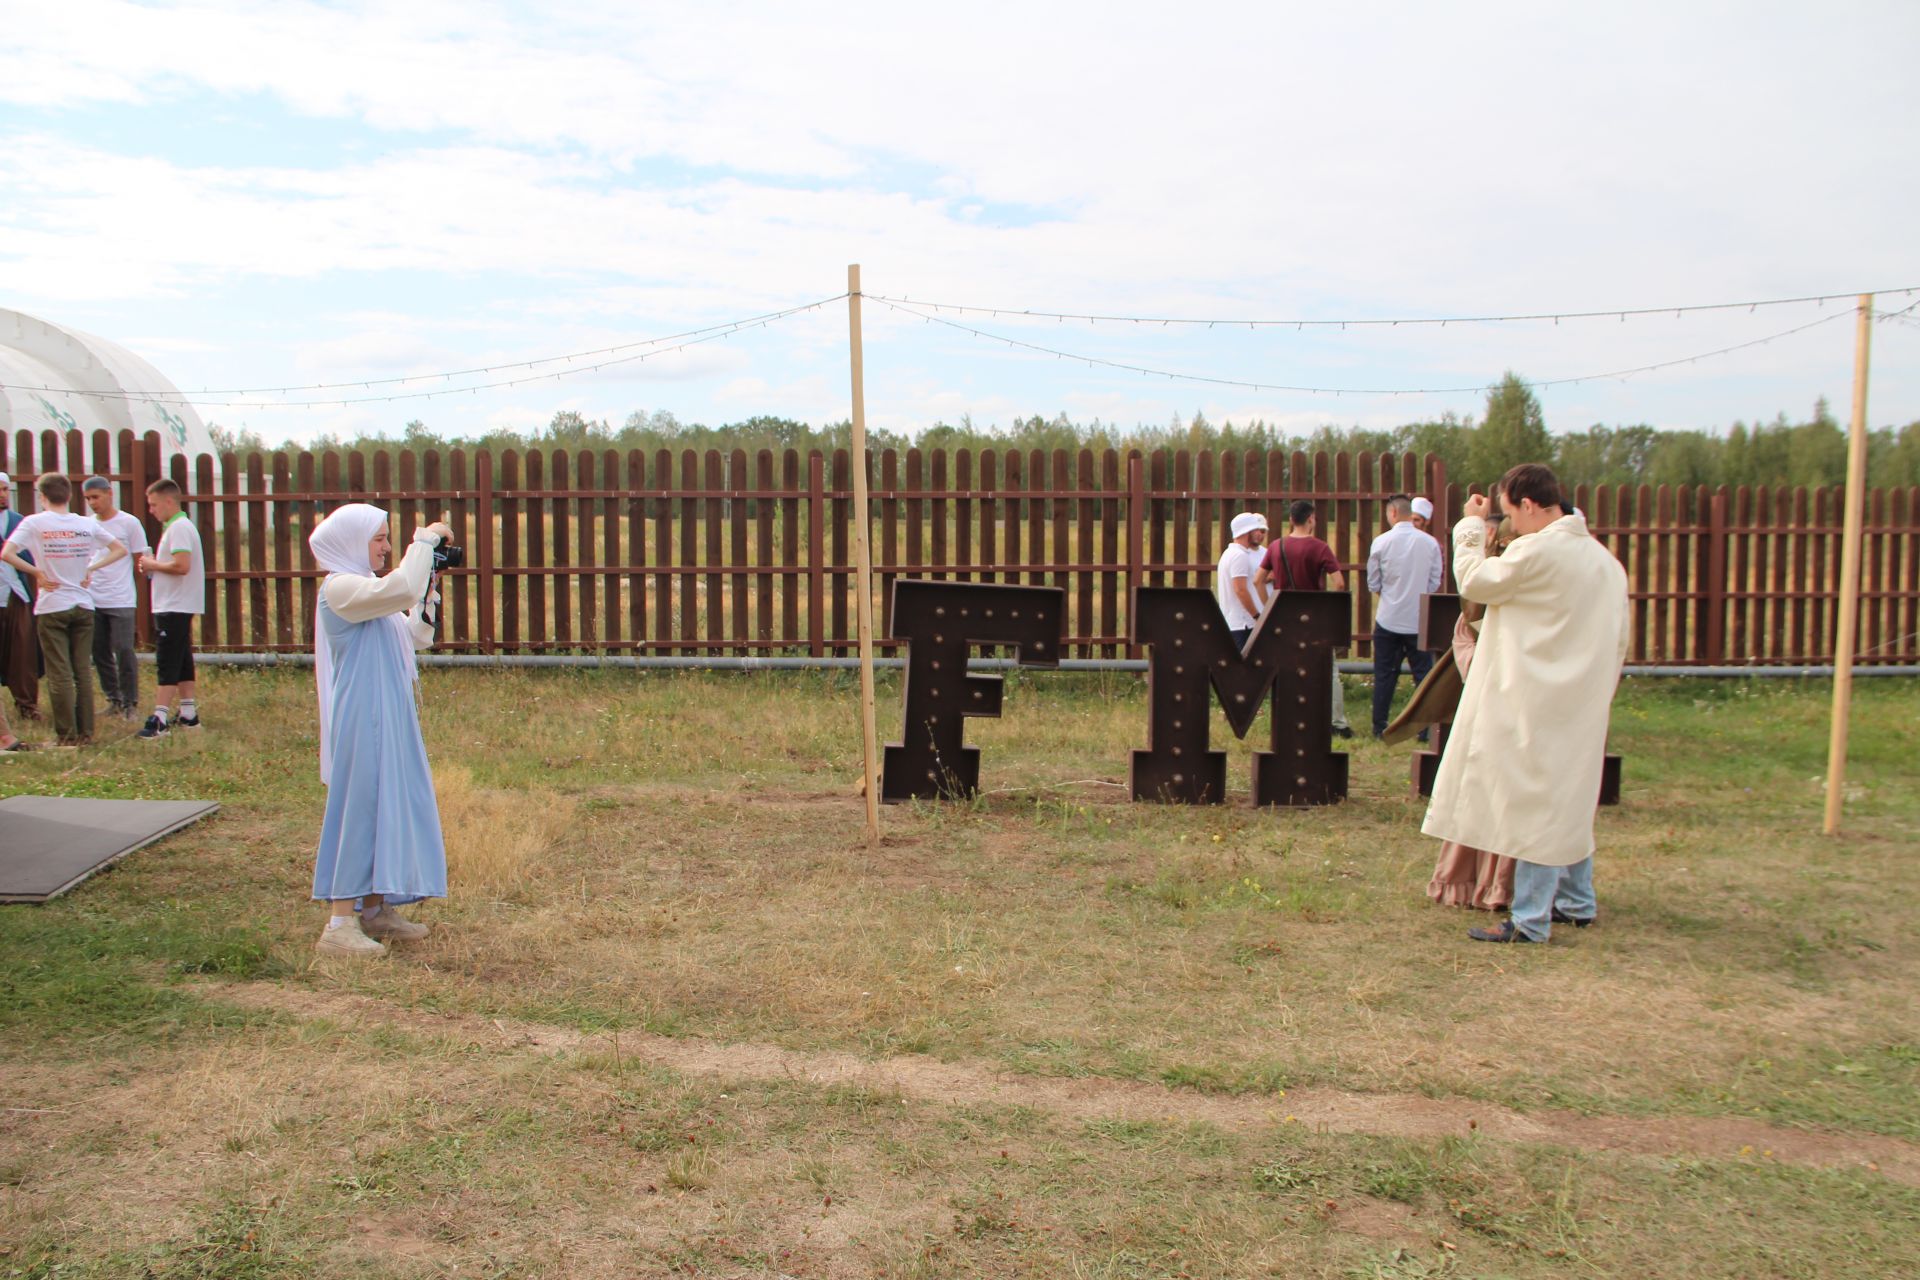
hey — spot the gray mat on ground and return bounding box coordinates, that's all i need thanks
[0,795,220,903]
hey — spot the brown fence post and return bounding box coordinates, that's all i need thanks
[807,450,826,656]
[1705,488,1729,664]
[1125,451,1146,657]
[1427,452,1449,548]
[129,431,154,646]
[476,450,496,654]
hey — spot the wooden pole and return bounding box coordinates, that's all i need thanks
[848,265,883,841]
[1823,293,1872,835]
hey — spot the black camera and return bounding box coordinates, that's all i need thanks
[432,543,465,571]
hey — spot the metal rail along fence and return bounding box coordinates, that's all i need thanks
[6,427,1918,666]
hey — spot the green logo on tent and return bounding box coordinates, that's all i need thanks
[152,404,189,447]
[31,395,77,434]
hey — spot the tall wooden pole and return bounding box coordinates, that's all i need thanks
[847,265,883,841]
[1822,293,1872,835]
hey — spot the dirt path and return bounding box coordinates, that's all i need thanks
[214,981,1920,1187]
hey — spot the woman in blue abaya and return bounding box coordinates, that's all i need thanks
[307,503,450,957]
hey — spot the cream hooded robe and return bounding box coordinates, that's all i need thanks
[1420,512,1630,867]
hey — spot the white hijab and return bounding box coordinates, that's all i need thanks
[309,503,418,784]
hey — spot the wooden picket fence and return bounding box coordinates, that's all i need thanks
[5,428,1917,666]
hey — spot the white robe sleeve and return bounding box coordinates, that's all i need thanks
[322,536,435,623]
[403,588,439,649]
[1453,519,1536,606]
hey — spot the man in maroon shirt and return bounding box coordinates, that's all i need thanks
[1254,499,1354,738]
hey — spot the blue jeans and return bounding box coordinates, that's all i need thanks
[1370,627,1433,735]
[1511,857,1596,941]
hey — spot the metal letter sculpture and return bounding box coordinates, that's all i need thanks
[1130,586,1349,806]
[1410,593,1462,797]
[881,579,1065,802]
[1412,592,1622,806]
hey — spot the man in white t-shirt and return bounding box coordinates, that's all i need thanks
[1242,512,1271,615]
[136,478,206,738]
[0,473,129,744]
[1216,512,1266,649]
[82,476,152,719]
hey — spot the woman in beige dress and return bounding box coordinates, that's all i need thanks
[1387,514,1517,910]
[1424,593,1515,910]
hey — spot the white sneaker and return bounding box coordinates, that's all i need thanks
[360,906,429,942]
[315,916,387,957]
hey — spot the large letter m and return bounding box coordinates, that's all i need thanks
[1130,586,1349,806]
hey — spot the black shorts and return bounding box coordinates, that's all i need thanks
[154,612,196,686]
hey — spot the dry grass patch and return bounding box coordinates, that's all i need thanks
[5,670,1920,1276]
[436,762,573,898]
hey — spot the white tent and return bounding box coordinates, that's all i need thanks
[0,308,216,472]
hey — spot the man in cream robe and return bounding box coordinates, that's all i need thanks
[1420,464,1630,943]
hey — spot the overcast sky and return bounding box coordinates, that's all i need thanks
[3,0,1916,445]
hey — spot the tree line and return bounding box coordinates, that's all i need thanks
[210,372,1920,492]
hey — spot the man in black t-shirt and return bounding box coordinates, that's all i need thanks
[1254,499,1353,737]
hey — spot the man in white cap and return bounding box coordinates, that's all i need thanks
[1243,512,1271,611]
[1410,495,1435,534]
[1217,512,1267,649]
[0,472,42,723]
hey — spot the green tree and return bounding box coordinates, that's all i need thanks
[1870,421,1920,487]
[1395,413,1476,482]
[1553,424,1657,490]
[1785,399,1846,487]
[206,422,267,454]
[1646,430,1721,488]
[1467,372,1552,483]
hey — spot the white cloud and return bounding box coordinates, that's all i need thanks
[2,1,1916,445]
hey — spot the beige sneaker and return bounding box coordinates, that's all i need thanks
[360,906,429,943]
[315,915,387,957]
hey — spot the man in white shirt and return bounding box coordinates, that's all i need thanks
[0,473,129,744]
[1242,513,1272,615]
[1216,512,1266,648]
[136,478,206,738]
[81,476,152,719]
[1365,493,1444,737]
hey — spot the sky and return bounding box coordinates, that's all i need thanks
[3,0,1917,446]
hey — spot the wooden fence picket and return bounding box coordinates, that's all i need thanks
[3,431,1917,664]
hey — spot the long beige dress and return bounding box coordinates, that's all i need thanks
[1426,613,1515,910]
[1421,512,1630,867]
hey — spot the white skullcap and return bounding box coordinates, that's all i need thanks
[1410,496,1434,520]
[1230,512,1265,538]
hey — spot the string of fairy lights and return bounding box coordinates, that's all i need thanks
[860,286,1918,330]
[0,283,1910,413]
[0,296,850,409]
[871,300,1863,398]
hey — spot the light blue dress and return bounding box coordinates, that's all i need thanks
[310,586,446,905]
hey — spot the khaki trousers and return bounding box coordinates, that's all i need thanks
[36,606,95,742]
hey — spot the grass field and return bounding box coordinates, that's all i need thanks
[2,668,1917,1278]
